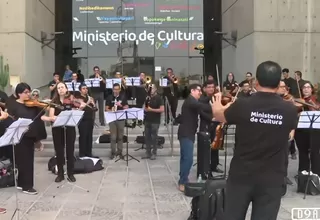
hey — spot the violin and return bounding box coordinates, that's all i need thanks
[63,97,81,108]
[24,99,50,108]
[294,96,320,111]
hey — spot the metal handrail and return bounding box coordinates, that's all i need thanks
[164,96,174,156]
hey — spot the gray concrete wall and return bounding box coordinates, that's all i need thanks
[0,0,55,96]
[222,0,320,83]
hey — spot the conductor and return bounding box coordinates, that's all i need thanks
[211,61,297,220]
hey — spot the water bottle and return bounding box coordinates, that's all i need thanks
[197,174,202,183]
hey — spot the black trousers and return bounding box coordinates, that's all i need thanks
[289,139,296,154]
[164,94,178,123]
[78,119,94,157]
[52,127,76,175]
[295,129,320,175]
[225,180,283,220]
[15,137,35,190]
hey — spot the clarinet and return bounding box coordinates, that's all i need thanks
[144,85,152,108]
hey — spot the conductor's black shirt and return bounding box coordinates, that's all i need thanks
[224,92,298,186]
[178,95,212,142]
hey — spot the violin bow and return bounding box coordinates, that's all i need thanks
[216,64,221,91]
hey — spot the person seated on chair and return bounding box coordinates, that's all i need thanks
[142,84,164,160]
[105,83,128,159]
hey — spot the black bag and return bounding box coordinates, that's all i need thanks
[297,172,320,195]
[185,179,226,220]
[97,134,128,144]
[135,135,165,148]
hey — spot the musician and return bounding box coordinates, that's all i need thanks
[69,73,81,97]
[245,72,253,81]
[163,68,178,124]
[46,82,86,183]
[277,80,297,161]
[31,89,47,152]
[142,84,164,160]
[114,71,127,95]
[282,68,296,96]
[89,66,106,126]
[177,84,212,192]
[222,72,237,95]
[77,83,96,157]
[199,80,223,178]
[105,83,128,159]
[212,61,298,220]
[0,110,7,213]
[6,83,47,194]
[237,80,251,98]
[294,81,320,176]
[48,72,60,99]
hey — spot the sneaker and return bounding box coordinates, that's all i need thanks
[22,188,38,195]
[0,207,6,214]
[67,174,76,182]
[150,154,156,160]
[178,184,185,192]
[16,186,22,190]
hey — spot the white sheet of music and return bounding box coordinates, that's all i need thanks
[84,78,100,87]
[297,111,320,129]
[159,78,168,87]
[65,82,80,91]
[104,108,144,124]
[106,78,121,89]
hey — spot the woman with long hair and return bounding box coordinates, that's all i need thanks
[222,72,237,95]
[45,82,85,183]
[6,83,48,194]
[294,81,320,176]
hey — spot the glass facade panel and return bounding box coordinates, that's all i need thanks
[72,0,204,79]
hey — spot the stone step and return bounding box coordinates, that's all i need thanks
[44,133,236,142]
[34,146,235,158]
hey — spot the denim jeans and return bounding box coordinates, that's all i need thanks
[144,123,160,154]
[179,137,194,185]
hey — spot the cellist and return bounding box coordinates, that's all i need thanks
[294,81,320,177]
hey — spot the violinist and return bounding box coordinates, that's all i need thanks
[77,83,96,157]
[222,72,237,96]
[237,80,251,98]
[276,80,297,161]
[177,84,213,192]
[212,61,298,220]
[6,83,48,195]
[198,80,223,179]
[45,82,86,183]
[294,81,320,177]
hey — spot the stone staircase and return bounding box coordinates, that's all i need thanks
[36,100,236,158]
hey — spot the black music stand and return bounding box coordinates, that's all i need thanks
[297,111,320,199]
[52,110,89,193]
[0,118,33,220]
[105,108,144,166]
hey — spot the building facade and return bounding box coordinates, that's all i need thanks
[222,0,320,83]
[0,0,55,93]
[72,0,204,81]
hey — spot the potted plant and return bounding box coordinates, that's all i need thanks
[0,55,9,91]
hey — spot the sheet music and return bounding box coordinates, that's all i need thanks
[125,77,141,86]
[159,78,168,87]
[84,78,100,87]
[104,108,144,124]
[106,78,122,89]
[0,118,33,147]
[52,110,84,127]
[65,82,80,91]
[297,111,320,129]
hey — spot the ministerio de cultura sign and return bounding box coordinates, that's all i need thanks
[73,30,203,46]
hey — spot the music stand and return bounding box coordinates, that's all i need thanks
[84,78,100,88]
[0,118,33,220]
[297,111,320,199]
[106,78,121,89]
[65,82,80,95]
[52,110,89,193]
[105,108,144,166]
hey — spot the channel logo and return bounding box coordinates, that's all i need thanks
[79,6,114,13]
[143,16,194,24]
[96,16,134,24]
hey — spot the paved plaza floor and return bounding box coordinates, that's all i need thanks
[0,156,319,220]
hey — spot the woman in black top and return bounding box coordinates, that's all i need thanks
[6,83,46,195]
[222,72,237,95]
[46,82,85,183]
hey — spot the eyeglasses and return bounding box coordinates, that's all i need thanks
[32,94,39,97]
[303,86,312,89]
